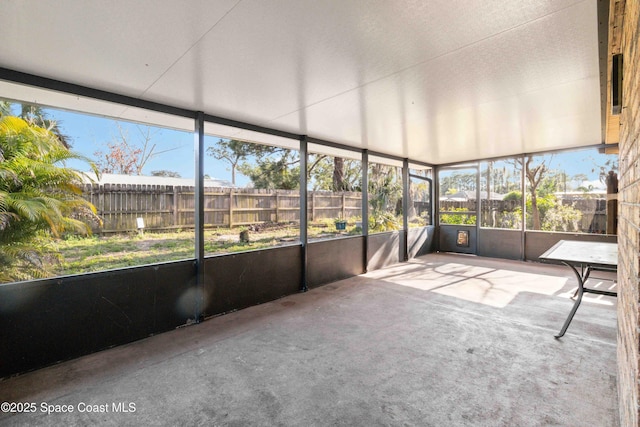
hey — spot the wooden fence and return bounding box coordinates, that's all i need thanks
[81,184,607,234]
[82,184,362,233]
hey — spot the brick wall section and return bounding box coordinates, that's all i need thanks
[617,0,640,425]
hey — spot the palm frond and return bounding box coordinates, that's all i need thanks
[0,115,99,282]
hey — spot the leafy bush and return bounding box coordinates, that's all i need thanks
[542,204,582,232]
[503,191,522,203]
[490,192,586,232]
[369,211,401,232]
[0,116,100,282]
[440,207,476,225]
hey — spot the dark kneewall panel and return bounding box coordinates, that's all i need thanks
[408,226,435,259]
[368,231,401,271]
[0,260,196,378]
[307,236,364,288]
[478,228,522,260]
[204,244,302,317]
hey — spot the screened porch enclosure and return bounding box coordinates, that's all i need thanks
[0,1,622,423]
[0,90,617,378]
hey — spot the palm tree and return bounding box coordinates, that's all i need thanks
[0,101,71,148]
[0,115,100,282]
[0,101,11,117]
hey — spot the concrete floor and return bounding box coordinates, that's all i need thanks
[0,253,618,426]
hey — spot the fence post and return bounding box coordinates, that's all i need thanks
[342,193,346,219]
[173,186,179,227]
[98,183,104,235]
[116,184,123,232]
[275,192,280,223]
[229,191,234,227]
[311,192,315,221]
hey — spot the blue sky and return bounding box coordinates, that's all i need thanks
[46,108,252,186]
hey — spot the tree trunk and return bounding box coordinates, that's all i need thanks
[523,156,546,231]
[530,190,541,230]
[333,157,345,191]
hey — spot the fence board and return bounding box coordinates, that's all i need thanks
[81,184,362,233]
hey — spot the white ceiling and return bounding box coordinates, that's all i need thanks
[0,0,603,164]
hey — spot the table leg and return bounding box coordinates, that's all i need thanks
[571,265,591,298]
[555,263,590,339]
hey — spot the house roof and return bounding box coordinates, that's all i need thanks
[441,191,506,201]
[0,1,607,165]
[82,173,233,188]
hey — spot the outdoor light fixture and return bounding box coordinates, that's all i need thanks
[612,54,623,115]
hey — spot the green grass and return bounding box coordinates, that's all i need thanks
[57,232,195,274]
[4,218,431,282]
[49,220,378,277]
[54,226,302,276]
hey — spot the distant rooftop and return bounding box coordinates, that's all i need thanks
[81,173,234,188]
[440,191,505,201]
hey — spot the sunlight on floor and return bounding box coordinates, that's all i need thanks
[365,261,569,308]
[556,280,616,306]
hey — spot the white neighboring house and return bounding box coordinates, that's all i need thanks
[439,190,505,202]
[81,172,235,188]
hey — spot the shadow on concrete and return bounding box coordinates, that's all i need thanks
[0,253,617,426]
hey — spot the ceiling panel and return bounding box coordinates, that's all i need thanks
[1,0,239,95]
[269,0,600,163]
[0,0,603,165]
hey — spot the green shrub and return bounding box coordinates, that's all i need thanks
[440,207,475,225]
[0,116,100,282]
